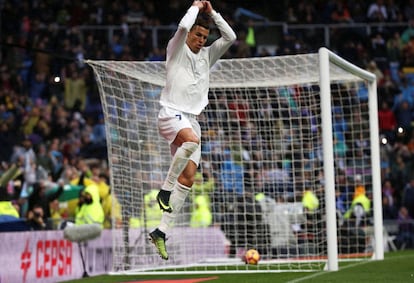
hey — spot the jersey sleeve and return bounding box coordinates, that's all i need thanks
[166,6,199,61]
[208,11,237,65]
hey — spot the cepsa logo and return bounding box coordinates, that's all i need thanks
[20,238,73,282]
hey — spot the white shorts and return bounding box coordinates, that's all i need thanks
[158,107,201,166]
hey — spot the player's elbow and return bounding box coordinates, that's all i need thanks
[178,23,191,33]
[228,31,237,43]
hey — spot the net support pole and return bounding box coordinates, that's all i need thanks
[368,80,384,260]
[318,47,338,271]
[323,48,383,261]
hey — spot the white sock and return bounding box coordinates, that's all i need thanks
[162,141,198,191]
[158,182,191,233]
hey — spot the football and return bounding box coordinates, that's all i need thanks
[244,249,260,265]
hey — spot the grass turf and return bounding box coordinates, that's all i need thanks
[59,249,414,283]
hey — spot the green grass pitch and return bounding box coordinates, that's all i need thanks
[59,249,414,283]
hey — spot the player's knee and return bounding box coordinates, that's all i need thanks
[186,136,200,144]
[181,141,199,155]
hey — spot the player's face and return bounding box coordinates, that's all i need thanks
[186,25,209,53]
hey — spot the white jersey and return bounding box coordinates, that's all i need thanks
[160,6,236,115]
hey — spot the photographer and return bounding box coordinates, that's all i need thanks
[26,204,46,230]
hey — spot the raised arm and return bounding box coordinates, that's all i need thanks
[205,1,237,64]
[204,1,236,66]
[166,1,205,60]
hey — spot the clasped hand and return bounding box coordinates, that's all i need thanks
[193,0,213,14]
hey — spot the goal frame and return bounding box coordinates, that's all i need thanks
[319,47,383,271]
[85,47,384,274]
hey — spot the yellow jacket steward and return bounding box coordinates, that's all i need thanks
[0,201,19,218]
[302,190,319,212]
[190,195,212,228]
[75,183,104,227]
[344,190,371,219]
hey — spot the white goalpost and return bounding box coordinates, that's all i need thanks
[86,47,383,274]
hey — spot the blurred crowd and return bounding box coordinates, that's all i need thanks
[0,0,413,248]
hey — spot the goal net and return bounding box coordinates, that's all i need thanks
[86,48,383,274]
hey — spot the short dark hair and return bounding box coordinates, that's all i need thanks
[191,13,211,30]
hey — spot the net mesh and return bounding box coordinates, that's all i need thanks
[86,53,376,273]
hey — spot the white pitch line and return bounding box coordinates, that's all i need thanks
[285,260,373,283]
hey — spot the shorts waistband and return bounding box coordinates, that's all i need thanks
[161,106,198,119]
[183,112,198,119]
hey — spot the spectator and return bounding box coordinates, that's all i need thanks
[380,71,400,106]
[134,189,163,229]
[330,0,353,23]
[382,194,398,220]
[27,180,63,228]
[47,138,64,179]
[49,197,66,230]
[404,0,414,21]
[402,35,414,66]
[234,30,251,58]
[389,150,411,195]
[110,34,124,59]
[336,187,347,216]
[226,188,267,257]
[367,0,388,22]
[0,164,22,226]
[35,143,54,174]
[333,132,348,171]
[89,163,122,229]
[78,126,107,159]
[393,77,414,110]
[220,148,245,195]
[190,194,212,228]
[336,173,353,206]
[332,106,348,144]
[26,204,46,230]
[366,60,385,85]
[299,2,318,24]
[395,206,414,249]
[75,183,104,227]
[190,169,215,227]
[370,32,388,70]
[49,105,71,139]
[386,31,403,83]
[285,5,299,24]
[21,106,42,136]
[343,175,371,227]
[192,169,215,199]
[0,180,19,219]
[378,101,397,143]
[147,47,166,61]
[382,179,397,207]
[28,72,48,103]
[33,39,51,79]
[101,182,122,229]
[406,131,414,154]
[71,159,94,187]
[394,100,413,140]
[348,2,368,22]
[245,19,257,56]
[0,199,19,219]
[0,123,19,163]
[63,67,87,112]
[302,189,319,213]
[91,114,106,145]
[386,0,403,22]
[402,178,414,218]
[401,18,414,45]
